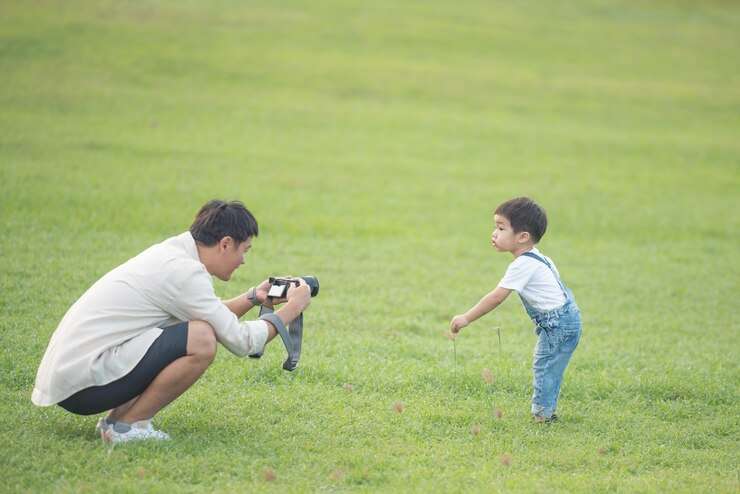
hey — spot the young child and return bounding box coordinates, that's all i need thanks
[450,197,581,422]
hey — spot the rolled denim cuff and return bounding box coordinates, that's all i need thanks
[531,403,555,418]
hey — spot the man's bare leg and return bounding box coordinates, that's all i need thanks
[116,320,217,424]
[107,396,139,423]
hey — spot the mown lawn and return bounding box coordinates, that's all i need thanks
[1,1,738,492]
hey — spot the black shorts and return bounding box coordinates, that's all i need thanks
[58,322,189,415]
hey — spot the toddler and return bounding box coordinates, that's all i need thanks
[450,197,582,422]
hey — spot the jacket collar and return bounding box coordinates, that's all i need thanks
[177,231,200,262]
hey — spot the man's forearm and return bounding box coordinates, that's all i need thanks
[223,290,257,318]
[273,299,306,327]
[222,291,283,344]
[223,291,304,334]
[257,283,312,336]
[259,299,307,340]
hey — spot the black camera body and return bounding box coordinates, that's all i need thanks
[267,275,320,299]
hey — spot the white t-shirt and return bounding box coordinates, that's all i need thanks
[497,247,566,311]
[32,231,268,406]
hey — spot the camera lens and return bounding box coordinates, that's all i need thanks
[302,276,319,297]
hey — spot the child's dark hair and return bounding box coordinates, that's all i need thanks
[495,197,547,243]
[190,200,258,246]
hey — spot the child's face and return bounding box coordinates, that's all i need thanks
[491,214,527,252]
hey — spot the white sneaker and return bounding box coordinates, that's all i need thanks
[95,417,111,437]
[102,420,171,444]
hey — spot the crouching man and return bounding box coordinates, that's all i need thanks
[31,200,311,444]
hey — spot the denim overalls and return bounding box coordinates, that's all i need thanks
[519,252,582,418]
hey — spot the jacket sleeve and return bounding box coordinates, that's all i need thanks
[163,262,268,357]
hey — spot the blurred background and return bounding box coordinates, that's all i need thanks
[1,1,738,491]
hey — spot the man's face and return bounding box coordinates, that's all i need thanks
[491,214,519,252]
[215,236,252,281]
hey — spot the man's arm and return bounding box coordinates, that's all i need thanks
[224,288,260,318]
[223,278,280,318]
[450,286,512,334]
[261,278,311,328]
[223,278,311,337]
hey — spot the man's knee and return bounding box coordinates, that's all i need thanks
[187,320,217,362]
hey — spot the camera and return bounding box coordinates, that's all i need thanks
[266,275,320,299]
[252,275,319,372]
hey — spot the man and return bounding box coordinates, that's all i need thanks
[32,200,311,443]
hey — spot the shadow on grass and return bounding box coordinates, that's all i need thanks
[39,416,101,442]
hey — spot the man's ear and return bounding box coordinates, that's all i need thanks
[218,236,234,252]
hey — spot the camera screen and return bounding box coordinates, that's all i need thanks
[268,284,286,298]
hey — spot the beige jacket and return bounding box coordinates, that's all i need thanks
[32,231,267,406]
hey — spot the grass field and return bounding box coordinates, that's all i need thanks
[1,0,739,492]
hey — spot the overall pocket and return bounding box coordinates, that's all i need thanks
[534,311,561,334]
[534,327,558,356]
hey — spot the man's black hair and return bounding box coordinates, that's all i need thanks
[495,197,547,243]
[190,200,258,246]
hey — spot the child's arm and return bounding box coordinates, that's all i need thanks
[450,286,512,334]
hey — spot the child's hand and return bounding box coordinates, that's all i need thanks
[450,315,470,334]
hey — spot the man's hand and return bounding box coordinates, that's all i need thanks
[255,277,294,306]
[266,278,311,331]
[450,314,469,334]
[255,278,277,305]
[286,278,311,312]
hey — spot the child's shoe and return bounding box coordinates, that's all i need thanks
[533,413,558,423]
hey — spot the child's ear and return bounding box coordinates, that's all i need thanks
[517,231,531,243]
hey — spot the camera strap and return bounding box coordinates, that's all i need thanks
[250,305,303,371]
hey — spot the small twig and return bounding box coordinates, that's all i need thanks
[453,337,457,379]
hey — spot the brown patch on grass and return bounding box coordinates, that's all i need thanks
[393,401,405,414]
[329,468,345,482]
[263,467,276,482]
[482,368,494,384]
[500,454,512,466]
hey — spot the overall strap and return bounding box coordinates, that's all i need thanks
[520,251,568,296]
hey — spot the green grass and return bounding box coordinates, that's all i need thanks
[1,0,739,492]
